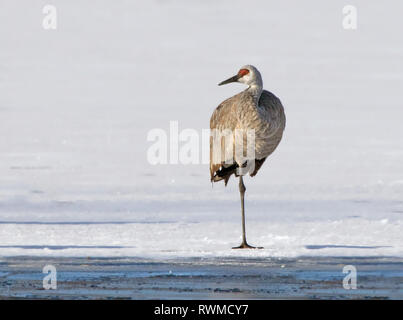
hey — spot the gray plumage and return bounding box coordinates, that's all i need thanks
[210,65,286,185]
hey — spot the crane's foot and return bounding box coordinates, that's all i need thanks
[232,242,263,249]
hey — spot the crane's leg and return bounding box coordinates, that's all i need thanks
[232,176,263,249]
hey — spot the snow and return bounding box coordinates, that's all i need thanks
[0,0,402,258]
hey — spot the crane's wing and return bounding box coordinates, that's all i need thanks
[249,90,286,177]
[209,94,240,185]
[209,90,285,185]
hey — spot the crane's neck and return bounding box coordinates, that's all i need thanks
[246,82,263,103]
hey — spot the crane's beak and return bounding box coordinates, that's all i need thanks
[218,74,239,86]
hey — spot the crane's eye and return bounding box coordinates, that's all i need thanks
[238,69,250,77]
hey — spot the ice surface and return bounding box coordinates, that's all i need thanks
[0,1,402,258]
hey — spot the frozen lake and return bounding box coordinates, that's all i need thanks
[0,1,402,298]
[1,256,402,299]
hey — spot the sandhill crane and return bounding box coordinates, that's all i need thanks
[210,65,286,249]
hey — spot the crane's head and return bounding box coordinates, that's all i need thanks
[218,65,262,88]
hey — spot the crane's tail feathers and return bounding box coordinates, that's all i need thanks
[211,158,267,185]
[211,163,238,186]
[250,157,267,177]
